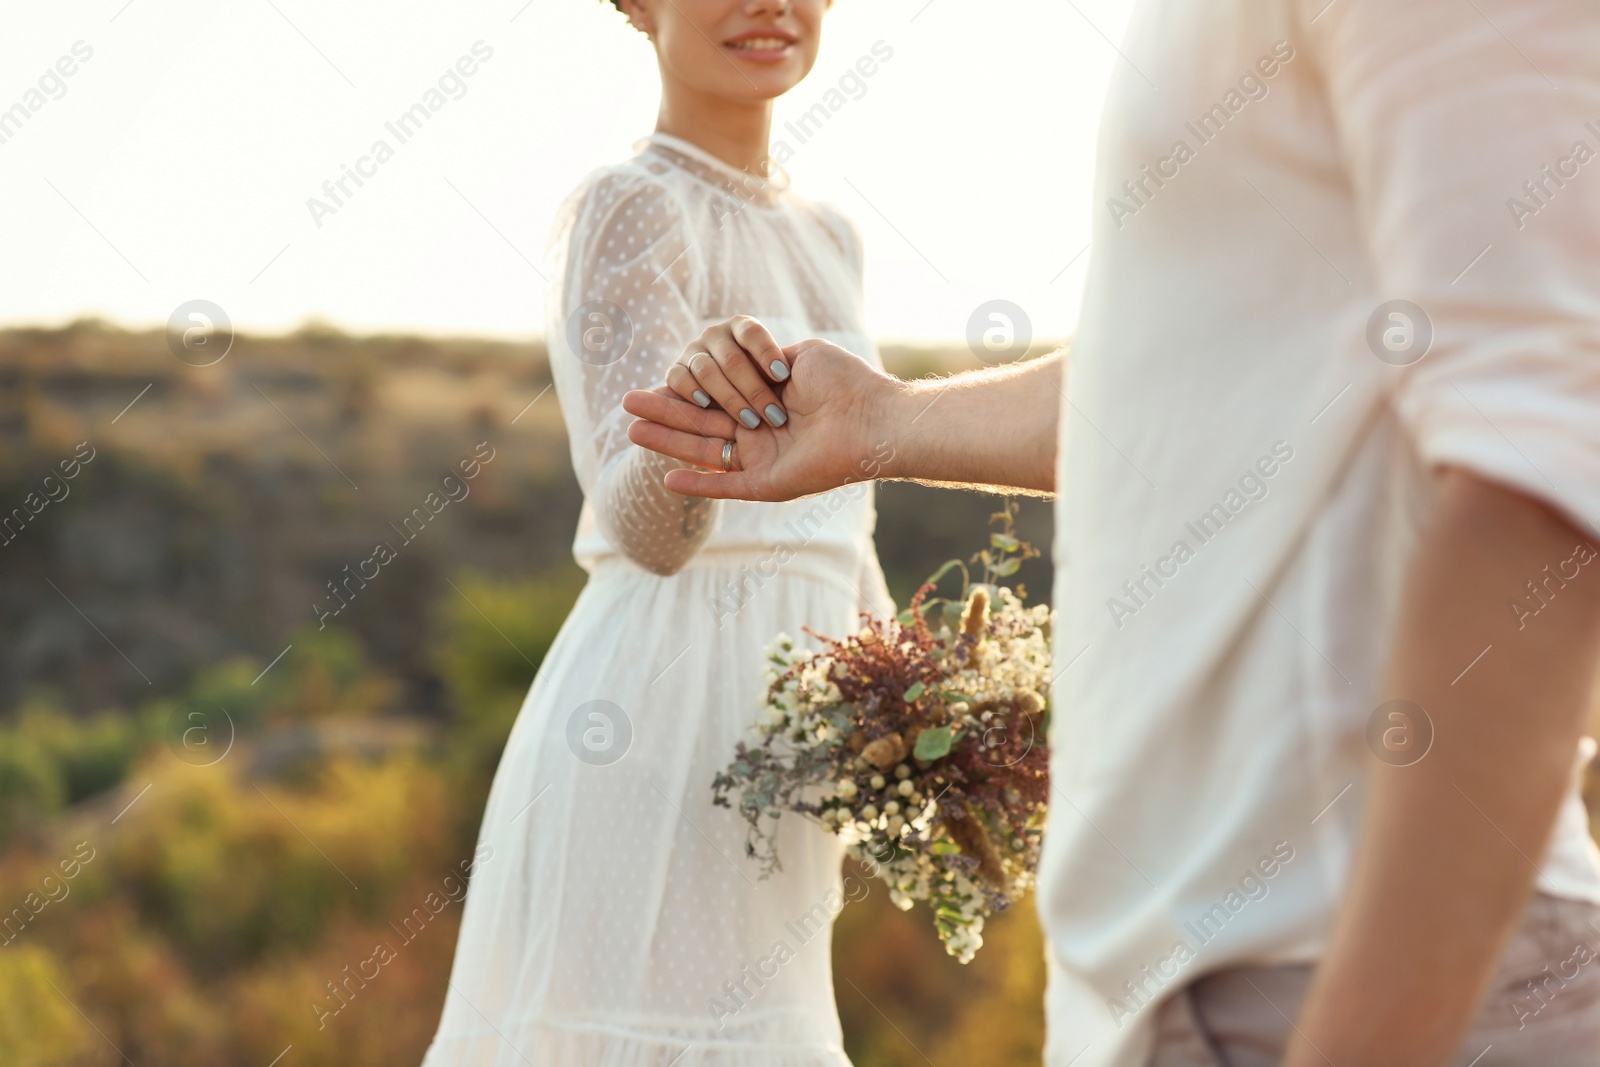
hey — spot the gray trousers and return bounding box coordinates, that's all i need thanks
[1149,894,1600,1066]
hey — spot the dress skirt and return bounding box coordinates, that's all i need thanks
[420,553,859,1066]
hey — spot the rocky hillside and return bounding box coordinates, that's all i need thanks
[0,320,1053,718]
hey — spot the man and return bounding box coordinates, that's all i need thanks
[624,0,1600,1062]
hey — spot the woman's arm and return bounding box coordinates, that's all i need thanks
[550,172,723,575]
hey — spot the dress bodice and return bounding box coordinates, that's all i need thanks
[546,134,889,612]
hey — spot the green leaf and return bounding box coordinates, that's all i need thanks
[993,558,1021,577]
[896,609,916,625]
[902,681,925,703]
[991,532,1019,551]
[930,840,961,855]
[914,725,954,761]
[922,558,967,591]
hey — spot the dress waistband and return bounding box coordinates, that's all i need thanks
[585,544,862,601]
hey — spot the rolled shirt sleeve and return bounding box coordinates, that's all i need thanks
[1311,0,1600,535]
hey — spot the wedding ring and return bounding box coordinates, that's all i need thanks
[720,439,735,473]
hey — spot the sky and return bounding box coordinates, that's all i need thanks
[0,0,1135,342]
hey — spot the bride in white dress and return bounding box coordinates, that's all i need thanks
[421,2,892,1064]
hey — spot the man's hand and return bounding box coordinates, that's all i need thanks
[624,337,900,501]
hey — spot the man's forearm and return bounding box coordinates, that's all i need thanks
[1286,468,1600,1066]
[876,350,1063,496]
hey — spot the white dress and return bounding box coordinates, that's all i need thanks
[421,133,893,1067]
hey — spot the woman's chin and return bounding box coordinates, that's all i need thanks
[722,51,810,90]
[721,77,806,103]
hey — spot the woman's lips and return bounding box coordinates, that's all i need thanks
[723,34,798,63]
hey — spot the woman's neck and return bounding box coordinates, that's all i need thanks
[654,83,774,177]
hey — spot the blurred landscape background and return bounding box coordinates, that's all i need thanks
[0,322,1060,1066]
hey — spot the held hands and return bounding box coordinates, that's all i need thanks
[622,316,900,501]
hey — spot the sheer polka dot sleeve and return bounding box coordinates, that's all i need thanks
[548,170,723,575]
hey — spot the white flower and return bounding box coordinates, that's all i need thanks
[837,779,859,800]
[896,779,915,797]
[870,774,886,790]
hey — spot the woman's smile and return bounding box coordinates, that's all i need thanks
[722,27,800,64]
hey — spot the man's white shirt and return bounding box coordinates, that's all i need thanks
[1041,0,1600,1062]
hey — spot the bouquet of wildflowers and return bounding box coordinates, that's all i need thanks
[712,505,1052,962]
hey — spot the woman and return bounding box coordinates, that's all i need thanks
[421,1,892,1063]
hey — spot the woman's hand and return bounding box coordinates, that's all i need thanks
[664,316,793,429]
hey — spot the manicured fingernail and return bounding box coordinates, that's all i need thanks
[692,390,711,408]
[764,404,787,427]
[770,360,790,381]
[739,408,761,430]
